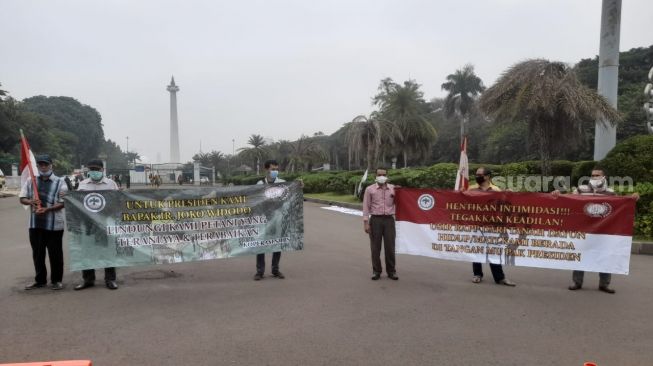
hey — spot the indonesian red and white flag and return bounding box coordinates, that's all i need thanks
[19,130,39,202]
[454,136,468,191]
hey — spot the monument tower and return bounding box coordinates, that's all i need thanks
[167,76,181,163]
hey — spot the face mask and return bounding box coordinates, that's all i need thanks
[89,171,104,181]
[589,177,605,190]
[269,170,279,180]
[376,176,388,185]
[475,176,485,185]
[40,169,53,177]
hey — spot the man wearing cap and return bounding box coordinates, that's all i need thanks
[19,154,67,291]
[74,159,120,290]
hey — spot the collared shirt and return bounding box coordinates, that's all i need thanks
[363,183,396,220]
[573,185,615,196]
[257,177,286,185]
[20,174,67,231]
[77,176,119,191]
[468,183,502,192]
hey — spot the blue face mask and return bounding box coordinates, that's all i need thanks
[269,170,279,180]
[40,169,53,177]
[88,171,104,181]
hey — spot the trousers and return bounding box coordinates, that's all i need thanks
[369,215,396,275]
[572,271,611,287]
[29,229,64,284]
[472,262,505,283]
[256,252,281,275]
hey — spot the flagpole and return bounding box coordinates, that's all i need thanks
[19,129,41,209]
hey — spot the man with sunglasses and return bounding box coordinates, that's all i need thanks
[363,168,398,281]
[468,167,516,286]
[19,154,67,291]
[74,159,120,290]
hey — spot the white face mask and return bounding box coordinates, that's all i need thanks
[589,177,606,190]
[375,176,388,185]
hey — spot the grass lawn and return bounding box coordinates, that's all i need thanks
[304,192,361,205]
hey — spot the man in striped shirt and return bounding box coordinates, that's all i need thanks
[19,154,67,291]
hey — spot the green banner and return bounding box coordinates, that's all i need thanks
[64,182,304,271]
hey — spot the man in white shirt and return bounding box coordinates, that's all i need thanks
[74,159,120,290]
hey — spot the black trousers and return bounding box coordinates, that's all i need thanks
[369,215,396,275]
[28,229,64,284]
[82,268,116,283]
[256,252,281,275]
[473,262,505,283]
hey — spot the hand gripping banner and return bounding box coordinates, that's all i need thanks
[64,182,304,271]
[395,189,637,274]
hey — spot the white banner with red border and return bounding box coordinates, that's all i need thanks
[395,189,637,274]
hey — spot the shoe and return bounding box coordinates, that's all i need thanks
[472,276,482,284]
[371,274,380,280]
[74,282,94,291]
[51,282,64,290]
[253,273,264,281]
[106,281,118,290]
[499,278,516,287]
[599,286,616,294]
[568,283,582,291]
[387,273,399,280]
[272,272,285,279]
[24,282,46,290]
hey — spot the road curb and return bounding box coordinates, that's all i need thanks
[304,197,363,210]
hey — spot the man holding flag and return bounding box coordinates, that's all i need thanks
[455,137,514,286]
[19,153,67,290]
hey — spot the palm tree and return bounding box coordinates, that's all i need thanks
[441,64,486,144]
[374,79,436,167]
[287,135,327,172]
[479,59,621,176]
[238,134,267,175]
[344,113,402,172]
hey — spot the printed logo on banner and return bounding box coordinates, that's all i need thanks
[417,194,435,210]
[83,193,106,213]
[583,202,613,218]
[265,186,289,200]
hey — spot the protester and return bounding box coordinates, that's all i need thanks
[19,154,67,291]
[362,168,398,281]
[467,167,516,286]
[554,167,639,294]
[74,159,120,290]
[114,174,122,188]
[253,160,286,281]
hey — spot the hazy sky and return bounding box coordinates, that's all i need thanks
[1,0,652,163]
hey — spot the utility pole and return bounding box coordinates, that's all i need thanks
[593,0,622,160]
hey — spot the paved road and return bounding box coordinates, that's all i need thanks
[1,196,652,366]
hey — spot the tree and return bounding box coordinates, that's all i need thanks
[287,135,327,172]
[479,59,621,176]
[344,113,401,172]
[237,134,268,175]
[441,64,486,143]
[22,96,105,166]
[373,78,436,167]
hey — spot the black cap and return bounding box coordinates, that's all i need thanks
[35,154,52,164]
[87,159,104,168]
